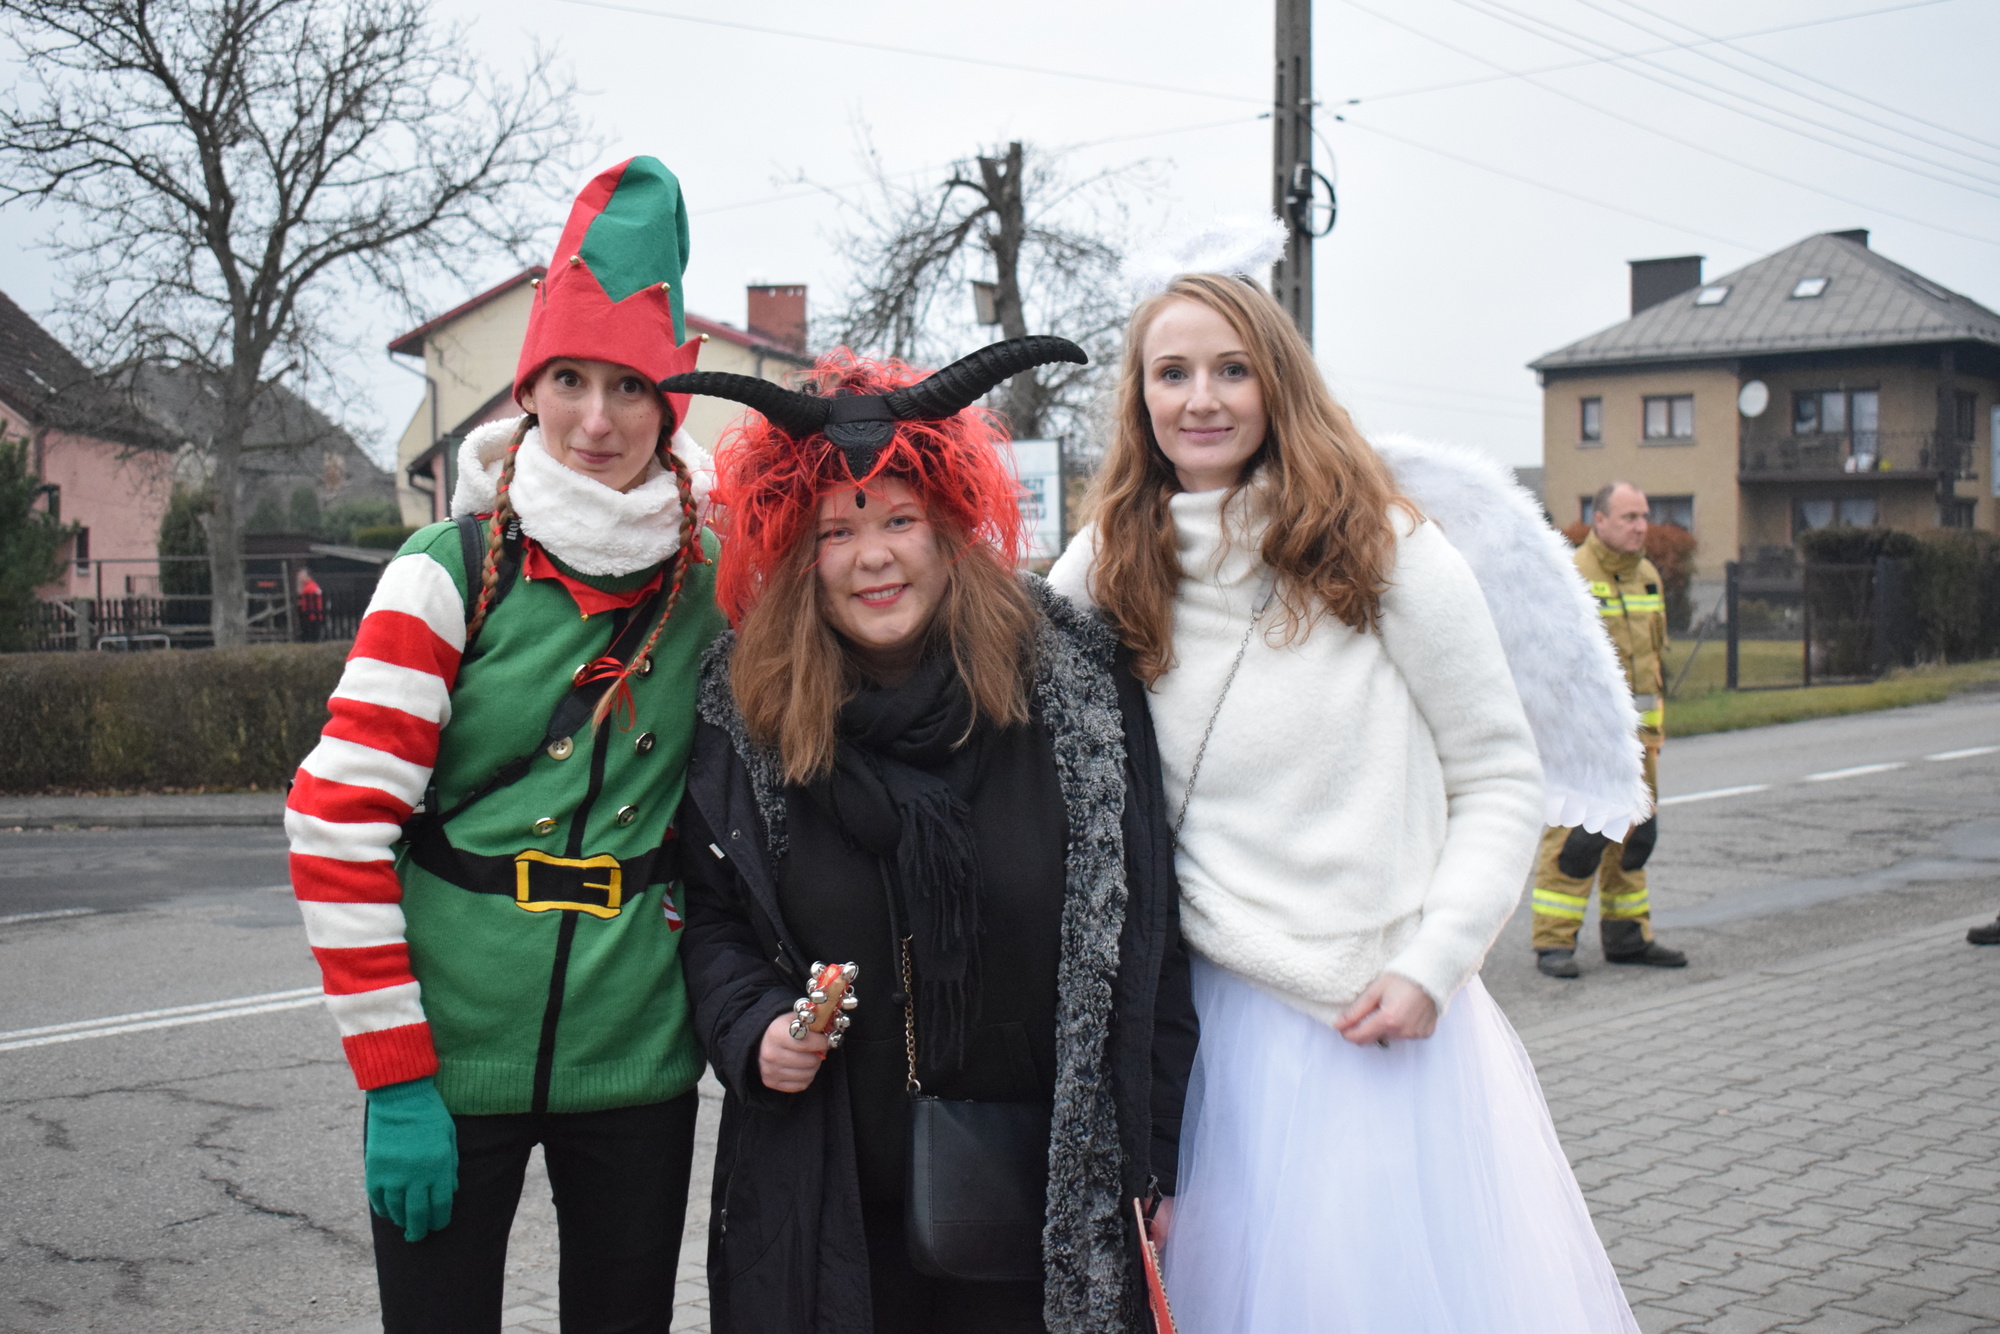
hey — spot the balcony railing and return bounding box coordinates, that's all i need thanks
[1740,430,1977,480]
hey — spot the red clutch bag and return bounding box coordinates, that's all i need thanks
[1131,1196,1178,1334]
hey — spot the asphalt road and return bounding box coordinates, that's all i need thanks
[2,693,1997,1332]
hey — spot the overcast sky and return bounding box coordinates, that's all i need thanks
[4,0,1997,471]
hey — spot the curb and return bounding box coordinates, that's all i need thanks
[0,812,285,830]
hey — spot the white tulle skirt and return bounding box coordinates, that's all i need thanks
[1161,957,1639,1334]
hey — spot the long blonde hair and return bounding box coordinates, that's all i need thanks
[1083,273,1413,683]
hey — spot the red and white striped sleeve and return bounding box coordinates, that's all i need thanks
[286,547,465,1090]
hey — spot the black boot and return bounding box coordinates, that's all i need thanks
[1969,916,2000,946]
[1606,941,1687,967]
[1536,949,1581,979]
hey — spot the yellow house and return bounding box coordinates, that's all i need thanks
[390,275,813,525]
[1533,231,2000,600]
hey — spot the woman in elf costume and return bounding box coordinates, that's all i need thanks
[285,157,726,1333]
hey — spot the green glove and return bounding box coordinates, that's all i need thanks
[364,1076,458,1243]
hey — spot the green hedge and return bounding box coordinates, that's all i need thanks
[0,643,348,793]
[1796,527,2000,663]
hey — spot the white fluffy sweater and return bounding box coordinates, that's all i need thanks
[1048,486,1545,1020]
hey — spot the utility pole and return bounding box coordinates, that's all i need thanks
[1272,0,1314,344]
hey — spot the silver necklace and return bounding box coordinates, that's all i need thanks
[1173,575,1278,843]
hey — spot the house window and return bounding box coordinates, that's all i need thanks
[1579,397,1602,444]
[1939,498,1975,528]
[1643,394,1694,441]
[1793,389,1882,467]
[73,526,90,573]
[1793,496,1878,536]
[1955,390,1977,441]
[1791,277,1829,299]
[1649,495,1694,531]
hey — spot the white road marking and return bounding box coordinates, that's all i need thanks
[0,907,97,926]
[1659,784,1771,807]
[0,987,322,1054]
[1805,762,1908,783]
[1926,745,1999,761]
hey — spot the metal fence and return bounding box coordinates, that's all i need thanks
[1718,555,1919,690]
[29,551,385,651]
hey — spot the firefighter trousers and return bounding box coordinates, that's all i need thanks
[1531,730,1661,955]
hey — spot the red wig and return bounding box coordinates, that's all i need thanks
[709,348,1026,624]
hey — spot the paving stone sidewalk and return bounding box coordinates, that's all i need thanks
[482,922,1998,1334]
[1523,920,2000,1334]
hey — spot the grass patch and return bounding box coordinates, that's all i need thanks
[1665,636,1805,693]
[1666,658,2000,737]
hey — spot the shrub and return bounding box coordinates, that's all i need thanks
[1795,526,2000,664]
[0,437,70,652]
[0,642,347,793]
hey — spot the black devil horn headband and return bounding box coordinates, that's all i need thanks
[660,335,1087,479]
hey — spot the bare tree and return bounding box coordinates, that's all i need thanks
[828,139,1143,462]
[0,0,587,645]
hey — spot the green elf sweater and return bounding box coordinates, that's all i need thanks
[287,512,725,1116]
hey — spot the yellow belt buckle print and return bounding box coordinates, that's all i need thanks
[513,851,624,919]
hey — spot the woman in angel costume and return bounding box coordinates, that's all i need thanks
[1048,220,1646,1331]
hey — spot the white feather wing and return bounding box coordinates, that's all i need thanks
[1375,433,1652,837]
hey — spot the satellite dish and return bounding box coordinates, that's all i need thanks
[1738,380,1770,417]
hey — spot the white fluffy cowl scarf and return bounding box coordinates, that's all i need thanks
[448,416,715,577]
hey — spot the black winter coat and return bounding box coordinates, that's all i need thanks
[676,580,1197,1334]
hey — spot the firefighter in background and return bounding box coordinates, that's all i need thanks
[1532,480,1689,978]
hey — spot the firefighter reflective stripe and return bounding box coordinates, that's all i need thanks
[1601,890,1652,918]
[1589,580,1621,617]
[1533,887,1590,919]
[1624,592,1665,615]
[1639,707,1663,729]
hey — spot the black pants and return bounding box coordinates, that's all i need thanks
[372,1094,699,1334]
[862,1202,1047,1334]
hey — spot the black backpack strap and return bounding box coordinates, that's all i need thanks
[404,576,673,842]
[455,513,523,648]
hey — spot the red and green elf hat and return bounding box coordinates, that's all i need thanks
[514,156,703,430]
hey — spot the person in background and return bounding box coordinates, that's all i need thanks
[295,567,325,642]
[283,157,723,1333]
[1531,480,1687,979]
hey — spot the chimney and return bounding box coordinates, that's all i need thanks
[1828,229,1870,248]
[747,284,807,353]
[1628,255,1704,316]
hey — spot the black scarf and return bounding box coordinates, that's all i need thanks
[812,654,982,1069]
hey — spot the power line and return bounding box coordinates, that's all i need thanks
[554,0,1263,106]
[1337,117,1764,252]
[1338,0,2000,250]
[1343,0,1960,106]
[1594,0,2000,160]
[1462,0,2000,200]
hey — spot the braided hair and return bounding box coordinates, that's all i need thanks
[465,414,536,642]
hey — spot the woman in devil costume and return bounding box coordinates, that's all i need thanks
[666,342,1198,1334]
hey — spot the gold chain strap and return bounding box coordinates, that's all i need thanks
[900,935,921,1094]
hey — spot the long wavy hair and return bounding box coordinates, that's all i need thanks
[1083,273,1413,684]
[714,352,1038,783]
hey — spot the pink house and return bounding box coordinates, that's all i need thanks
[0,290,177,600]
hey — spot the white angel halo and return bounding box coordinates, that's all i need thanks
[1123,214,1290,299]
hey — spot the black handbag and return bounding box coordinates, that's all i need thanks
[898,938,1051,1282]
